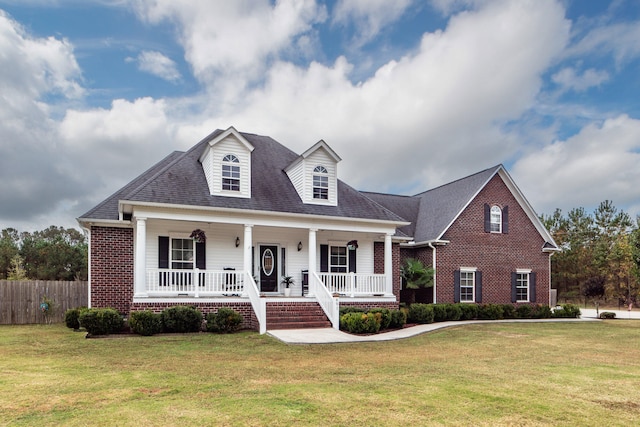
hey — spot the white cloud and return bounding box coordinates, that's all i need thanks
[567,20,640,67]
[332,0,413,46]
[512,115,640,216]
[219,0,570,195]
[552,67,609,93]
[130,0,327,89]
[133,50,181,82]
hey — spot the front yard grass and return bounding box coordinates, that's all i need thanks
[1,321,639,426]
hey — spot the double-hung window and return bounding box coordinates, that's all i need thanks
[330,246,347,272]
[516,272,530,302]
[222,154,240,191]
[171,238,194,270]
[313,166,328,200]
[460,269,475,302]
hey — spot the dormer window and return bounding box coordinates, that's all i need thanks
[490,205,502,233]
[222,154,240,191]
[313,166,329,199]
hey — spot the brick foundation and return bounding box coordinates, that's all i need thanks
[130,301,257,330]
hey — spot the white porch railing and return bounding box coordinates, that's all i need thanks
[311,271,339,329]
[146,269,245,296]
[243,272,266,335]
[318,273,387,297]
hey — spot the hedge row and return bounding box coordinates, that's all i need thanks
[407,303,581,324]
[339,307,407,334]
[65,306,243,336]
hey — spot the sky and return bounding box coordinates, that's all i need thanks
[0,0,639,232]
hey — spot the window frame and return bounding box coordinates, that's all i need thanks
[222,154,240,192]
[459,268,476,303]
[312,165,329,200]
[516,270,530,302]
[170,237,194,270]
[490,205,502,233]
[329,245,348,273]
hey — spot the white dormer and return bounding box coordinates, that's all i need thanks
[285,140,341,206]
[199,126,255,198]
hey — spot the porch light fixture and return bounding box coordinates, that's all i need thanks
[235,236,240,248]
[346,240,358,250]
[297,241,303,251]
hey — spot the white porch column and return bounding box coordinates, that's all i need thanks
[384,233,393,296]
[308,228,317,296]
[243,225,253,275]
[134,217,147,297]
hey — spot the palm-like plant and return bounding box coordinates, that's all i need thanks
[401,258,434,289]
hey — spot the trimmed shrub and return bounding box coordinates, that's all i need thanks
[432,304,448,322]
[64,306,87,330]
[129,310,162,336]
[516,304,533,318]
[79,308,124,336]
[206,308,243,333]
[161,306,203,333]
[500,304,517,319]
[459,304,478,320]
[339,306,366,316]
[552,304,581,318]
[444,304,463,321]
[531,304,552,319]
[599,311,616,319]
[477,304,504,320]
[340,312,381,334]
[389,309,407,329]
[408,303,434,324]
[368,308,392,330]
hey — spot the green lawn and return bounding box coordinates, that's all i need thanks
[1,321,639,426]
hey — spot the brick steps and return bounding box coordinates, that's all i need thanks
[266,302,331,330]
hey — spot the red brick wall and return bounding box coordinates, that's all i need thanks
[433,174,550,305]
[374,241,401,301]
[90,226,134,314]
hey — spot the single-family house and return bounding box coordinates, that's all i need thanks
[77,126,558,333]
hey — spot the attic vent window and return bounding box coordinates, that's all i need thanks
[313,166,328,200]
[222,154,240,191]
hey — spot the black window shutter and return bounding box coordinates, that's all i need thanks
[454,270,461,303]
[320,244,329,272]
[502,205,509,234]
[484,203,491,233]
[158,236,169,268]
[196,241,206,269]
[348,247,357,273]
[475,271,483,303]
[511,272,517,303]
[530,272,536,303]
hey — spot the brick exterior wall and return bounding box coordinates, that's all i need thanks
[374,241,401,301]
[399,174,551,305]
[340,301,400,311]
[90,226,134,314]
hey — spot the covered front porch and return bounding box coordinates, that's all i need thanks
[130,212,400,333]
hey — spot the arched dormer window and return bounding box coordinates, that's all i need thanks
[313,166,328,200]
[490,205,502,233]
[222,154,240,191]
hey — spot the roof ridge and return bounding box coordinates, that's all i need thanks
[412,164,502,197]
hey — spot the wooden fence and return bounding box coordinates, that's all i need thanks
[0,280,88,324]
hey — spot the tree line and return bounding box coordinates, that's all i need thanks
[0,226,87,281]
[541,200,640,308]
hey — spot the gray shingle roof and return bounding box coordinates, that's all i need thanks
[364,166,501,243]
[80,129,406,224]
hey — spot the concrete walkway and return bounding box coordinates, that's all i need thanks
[268,309,639,344]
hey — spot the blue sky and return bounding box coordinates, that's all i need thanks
[0,0,639,231]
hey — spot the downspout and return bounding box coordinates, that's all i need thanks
[427,242,437,304]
